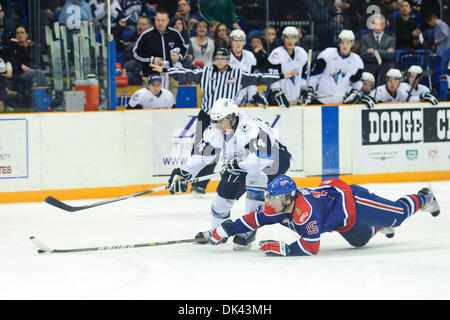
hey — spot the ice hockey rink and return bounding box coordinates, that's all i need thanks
[1,180,449,300]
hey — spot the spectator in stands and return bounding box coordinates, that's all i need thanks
[132,7,188,88]
[420,0,441,32]
[113,15,152,85]
[190,20,215,68]
[4,25,46,109]
[0,56,14,111]
[425,14,450,53]
[171,16,195,69]
[41,1,64,24]
[207,20,220,37]
[248,33,268,72]
[394,0,423,50]
[359,13,396,85]
[86,0,108,26]
[0,3,15,55]
[170,0,191,34]
[212,23,229,48]
[190,0,241,31]
[112,0,154,33]
[347,0,386,32]
[172,16,190,46]
[126,73,176,109]
[58,0,93,31]
[263,26,281,55]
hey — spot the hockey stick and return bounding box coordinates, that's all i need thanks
[45,172,220,212]
[406,70,432,102]
[373,50,382,102]
[30,235,209,254]
[300,49,313,105]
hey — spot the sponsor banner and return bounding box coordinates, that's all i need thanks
[355,105,450,173]
[0,119,29,179]
[151,108,303,177]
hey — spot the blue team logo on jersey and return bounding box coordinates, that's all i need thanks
[331,69,347,85]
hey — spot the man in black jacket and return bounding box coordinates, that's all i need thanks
[394,0,422,50]
[132,7,188,88]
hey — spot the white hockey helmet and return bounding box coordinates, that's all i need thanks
[282,26,299,40]
[230,29,246,41]
[362,72,375,83]
[338,30,355,44]
[210,98,239,123]
[386,68,403,80]
[407,65,423,75]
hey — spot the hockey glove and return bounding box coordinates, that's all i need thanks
[420,92,438,106]
[252,92,269,108]
[299,86,315,105]
[259,240,289,256]
[361,94,376,109]
[272,88,290,108]
[221,159,246,183]
[210,219,233,245]
[343,88,363,104]
[168,168,192,194]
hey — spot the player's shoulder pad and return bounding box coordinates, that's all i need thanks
[295,46,308,58]
[350,52,364,67]
[268,46,285,64]
[292,193,313,225]
[243,49,257,63]
[318,47,335,59]
[237,113,259,136]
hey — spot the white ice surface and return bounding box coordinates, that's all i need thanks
[1,181,450,300]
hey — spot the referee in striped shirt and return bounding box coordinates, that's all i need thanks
[150,47,297,194]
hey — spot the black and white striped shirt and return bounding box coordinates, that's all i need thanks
[166,65,283,113]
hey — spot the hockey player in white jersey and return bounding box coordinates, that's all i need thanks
[167,98,291,250]
[342,71,377,108]
[126,74,176,109]
[399,65,438,105]
[373,68,410,103]
[303,30,364,105]
[228,29,268,107]
[266,26,309,104]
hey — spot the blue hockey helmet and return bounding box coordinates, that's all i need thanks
[266,175,297,204]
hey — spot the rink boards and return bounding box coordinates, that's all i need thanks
[1,102,450,203]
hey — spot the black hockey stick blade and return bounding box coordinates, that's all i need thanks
[44,186,163,212]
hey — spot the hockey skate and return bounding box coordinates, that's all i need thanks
[191,185,206,197]
[233,230,257,251]
[379,227,395,239]
[418,186,440,217]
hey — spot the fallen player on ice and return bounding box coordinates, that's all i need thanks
[209,175,440,256]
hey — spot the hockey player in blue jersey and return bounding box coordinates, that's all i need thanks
[209,175,440,256]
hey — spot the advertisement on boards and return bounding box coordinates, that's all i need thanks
[0,119,28,179]
[355,104,450,174]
